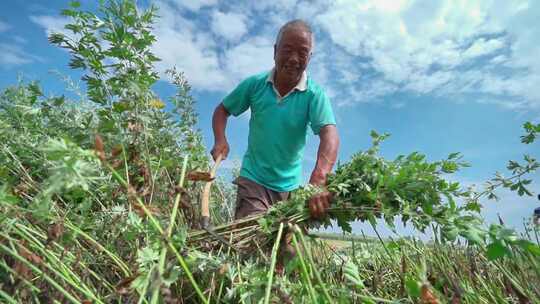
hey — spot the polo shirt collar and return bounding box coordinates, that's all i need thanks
[267,67,308,92]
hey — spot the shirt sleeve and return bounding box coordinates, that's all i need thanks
[309,90,336,135]
[222,76,255,117]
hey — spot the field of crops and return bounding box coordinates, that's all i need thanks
[1,1,540,303]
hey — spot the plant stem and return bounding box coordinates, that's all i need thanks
[291,229,318,303]
[0,243,83,304]
[106,162,208,304]
[293,225,333,303]
[152,156,188,304]
[263,222,284,304]
[0,289,18,304]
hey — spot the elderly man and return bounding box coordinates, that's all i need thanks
[211,19,339,220]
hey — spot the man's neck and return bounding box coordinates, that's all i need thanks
[274,71,300,97]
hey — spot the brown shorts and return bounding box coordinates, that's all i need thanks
[233,176,290,220]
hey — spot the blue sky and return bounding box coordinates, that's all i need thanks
[1,0,539,236]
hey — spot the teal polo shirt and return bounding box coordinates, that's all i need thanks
[222,69,336,192]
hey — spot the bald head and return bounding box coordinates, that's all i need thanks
[275,19,314,51]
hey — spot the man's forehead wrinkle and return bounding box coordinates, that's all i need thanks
[281,42,309,48]
[279,36,312,48]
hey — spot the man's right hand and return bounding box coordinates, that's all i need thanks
[211,139,229,161]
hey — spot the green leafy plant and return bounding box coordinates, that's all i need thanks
[0,1,539,303]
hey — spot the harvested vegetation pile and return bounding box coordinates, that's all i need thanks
[190,132,538,256]
[1,1,539,303]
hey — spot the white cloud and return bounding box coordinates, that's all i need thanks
[26,0,540,112]
[491,55,507,64]
[152,24,229,91]
[150,1,240,91]
[168,0,217,11]
[0,20,10,32]
[247,0,298,12]
[0,43,42,67]
[30,15,71,37]
[404,71,453,94]
[150,0,278,92]
[462,38,505,59]
[211,11,248,42]
[314,0,540,108]
[340,79,398,106]
[0,19,42,67]
[223,36,274,79]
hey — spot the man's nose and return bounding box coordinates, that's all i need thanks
[287,52,300,64]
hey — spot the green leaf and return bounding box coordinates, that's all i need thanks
[65,23,83,33]
[515,240,540,256]
[343,261,364,290]
[386,241,400,252]
[61,9,78,17]
[113,101,131,113]
[285,256,301,274]
[462,227,484,245]
[69,1,81,8]
[521,122,539,144]
[497,228,518,242]
[448,152,461,160]
[162,267,181,286]
[523,121,534,131]
[337,216,353,233]
[370,130,380,140]
[464,201,482,213]
[507,160,520,171]
[486,241,511,260]
[0,186,20,205]
[441,161,458,173]
[48,33,66,44]
[441,226,458,241]
[53,95,66,106]
[405,278,421,297]
[28,82,43,97]
[137,247,159,266]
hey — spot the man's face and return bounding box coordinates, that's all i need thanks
[274,27,312,82]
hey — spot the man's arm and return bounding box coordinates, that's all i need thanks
[309,125,339,185]
[308,124,339,219]
[210,103,231,161]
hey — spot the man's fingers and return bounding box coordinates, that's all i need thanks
[311,199,322,219]
[314,199,324,219]
[309,200,317,218]
[211,147,229,161]
[309,193,334,219]
[221,146,229,159]
[323,195,331,210]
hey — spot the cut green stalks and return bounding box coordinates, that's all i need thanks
[0,242,83,304]
[293,224,333,303]
[106,160,208,304]
[263,222,284,304]
[291,228,318,303]
[151,156,188,304]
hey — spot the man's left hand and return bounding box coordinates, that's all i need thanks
[308,171,332,219]
[308,190,332,219]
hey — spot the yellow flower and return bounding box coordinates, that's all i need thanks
[149,98,165,109]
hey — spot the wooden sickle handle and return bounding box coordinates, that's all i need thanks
[201,154,223,221]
